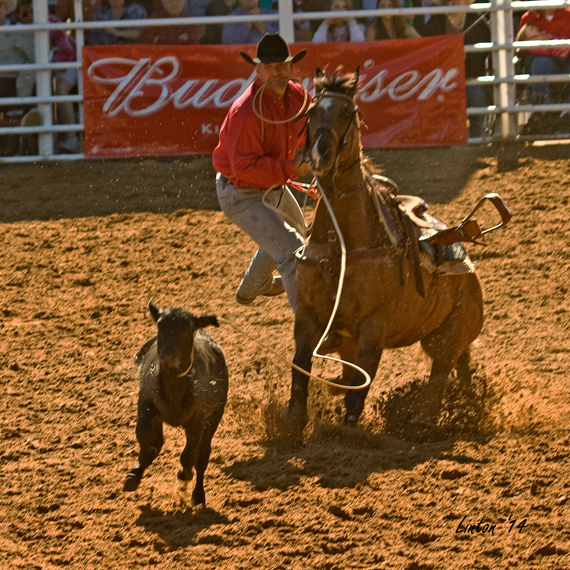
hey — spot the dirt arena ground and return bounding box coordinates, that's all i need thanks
[0,143,569,569]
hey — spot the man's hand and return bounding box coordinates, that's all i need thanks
[294,153,312,178]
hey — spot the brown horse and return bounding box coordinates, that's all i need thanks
[285,68,484,436]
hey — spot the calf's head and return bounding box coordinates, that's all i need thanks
[149,300,219,377]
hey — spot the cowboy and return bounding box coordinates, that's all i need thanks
[213,33,312,310]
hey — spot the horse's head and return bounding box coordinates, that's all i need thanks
[305,68,360,177]
[149,300,219,378]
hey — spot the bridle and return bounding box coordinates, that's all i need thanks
[303,90,360,162]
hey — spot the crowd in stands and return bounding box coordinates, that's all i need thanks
[2,0,570,154]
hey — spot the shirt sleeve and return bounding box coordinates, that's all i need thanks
[349,21,365,41]
[312,21,329,42]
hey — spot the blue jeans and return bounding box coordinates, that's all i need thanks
[216,174,306,310]
[524,54,570,104]
[466,84,488,138]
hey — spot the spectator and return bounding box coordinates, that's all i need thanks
[516,8,570,133]
[15,0,82,152]
[140,0,200,44]
[291,0,327,42]
[54,0,103,44]
[0,17,34,101]
[87,0,147,45]
[221,0,278,45]
[55,0,102,24]
[312,0,365,43]
[365,0,420,40]
[202,0,237,44]
[1,0,15,25]
[423,0,491,138]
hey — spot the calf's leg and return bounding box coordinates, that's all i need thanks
[178,414,206,492]
[191,410,224,506]
[123,405,164,492]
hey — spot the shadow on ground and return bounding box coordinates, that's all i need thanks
[0,156,218,223]
[3,143,570,223]
[135,506,230,549]
[222,429,490,492]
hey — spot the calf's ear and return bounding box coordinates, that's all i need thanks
[148,300,162,322]
[195,314,219,329]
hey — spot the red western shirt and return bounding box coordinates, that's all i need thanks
[213,77,310,190]
[518,9,570,57]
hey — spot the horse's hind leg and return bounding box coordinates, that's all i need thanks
[124,403,164,492]
[417,286,483,425]
[456,347,473,387]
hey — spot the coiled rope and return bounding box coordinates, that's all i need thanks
[252,81,310,143]
[219,178,371,392]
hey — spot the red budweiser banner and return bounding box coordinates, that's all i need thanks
[82,36,466,157]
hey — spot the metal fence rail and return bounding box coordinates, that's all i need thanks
[1,0,570,162]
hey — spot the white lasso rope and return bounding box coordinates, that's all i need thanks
[311,178,372,391]
[223,83,370,391]
[218,316,368,391]
[219,178,371,392]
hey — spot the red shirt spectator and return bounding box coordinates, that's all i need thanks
[517,8,570,58]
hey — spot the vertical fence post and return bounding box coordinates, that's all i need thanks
[278,0,295,43]
[491,0,516,138]
[74,0,85,127]
[33,0,53,156]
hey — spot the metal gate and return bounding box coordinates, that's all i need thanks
[1,0,569,162]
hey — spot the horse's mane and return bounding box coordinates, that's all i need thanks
[314,69,358,97]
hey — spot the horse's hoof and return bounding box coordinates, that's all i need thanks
[283,406,307,444]
[123,474,141,492]
[191,488,206,507]
[177,468,193,482]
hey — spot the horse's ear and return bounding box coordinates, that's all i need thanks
[314,67,325,94]
[347,66,360,97]
[195,314,219,329]
[148,300,162,322]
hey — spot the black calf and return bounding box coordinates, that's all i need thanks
[123,300,228,506]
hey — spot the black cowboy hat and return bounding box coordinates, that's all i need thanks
[240,33,307,65]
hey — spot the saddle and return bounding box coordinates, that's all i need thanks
[395,189,512,247]
[370,175,512,296]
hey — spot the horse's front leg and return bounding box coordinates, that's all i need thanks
[285,315,319,440]
[344,337,383,427]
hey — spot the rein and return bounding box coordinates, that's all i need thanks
[306,91,360,160]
